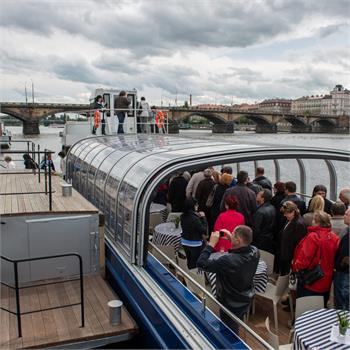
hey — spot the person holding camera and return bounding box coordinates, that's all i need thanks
[197,225,259,333]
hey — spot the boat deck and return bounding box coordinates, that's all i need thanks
[0,172,97,216]
[0,274,138,349]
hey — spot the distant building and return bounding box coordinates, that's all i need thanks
[258,99,292,113]
[237,103,259,111]
[291,85,350,116]
[291,95,324,115]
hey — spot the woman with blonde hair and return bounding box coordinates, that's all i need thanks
[303,194,324,226]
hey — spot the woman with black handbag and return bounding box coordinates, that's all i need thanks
[292,211,340,307]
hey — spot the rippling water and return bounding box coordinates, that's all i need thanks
[3,126,350,197]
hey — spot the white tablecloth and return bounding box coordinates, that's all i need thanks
[153,222,182,251]
[207,253,268,296]
[294,308,350,350]
[150,203,167,222]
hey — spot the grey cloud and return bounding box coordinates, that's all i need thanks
[317,23,349,38]
[2,0,348,57]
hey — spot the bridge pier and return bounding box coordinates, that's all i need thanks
[255,124,277,133]
[212,123,234,133]
[290,125,312,133]
[23,121,40,135]
[312,125,349,134]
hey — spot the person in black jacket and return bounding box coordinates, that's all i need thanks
[280,181,306,215]
[114,90,130,134]
[220,170,257,227]
[279,201,307,275]
[253,167,272,190]
[253,189,276,253]
[195,168,215,221]
[209,173,232,233]
[23,153,38,170]
[307,184,333,215]
[271,181,286,210]
[180,198,208,269]
[197,225,259,333]
[168,172,188,212]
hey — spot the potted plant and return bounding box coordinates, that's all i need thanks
[174,217,180,229]
[337,311,350,336]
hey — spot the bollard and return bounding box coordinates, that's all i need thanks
[108,300,123,325]
[61,183,72,197]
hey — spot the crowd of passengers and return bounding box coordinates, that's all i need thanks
[153,166,350,330]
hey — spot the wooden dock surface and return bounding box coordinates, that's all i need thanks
[0,172,98,216]
[0,274,138,349]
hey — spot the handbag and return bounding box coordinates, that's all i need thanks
[206,184,217,208]
[297,233,324,285]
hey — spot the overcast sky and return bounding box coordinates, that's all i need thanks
[0,0,349,105]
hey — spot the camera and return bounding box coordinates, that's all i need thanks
[219,231,225,237]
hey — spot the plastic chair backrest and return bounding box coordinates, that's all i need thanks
[259,249,275,276]
[265,317,279,350]
[275,274,290,297]
[149,212,163,231]
[153,244,176,264]
[295,296,324,320]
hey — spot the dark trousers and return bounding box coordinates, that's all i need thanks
[117,112,125,134]
[296,279,330,307]
[183,243,205,269]
[220,305,248,334]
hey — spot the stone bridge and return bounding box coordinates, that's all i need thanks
[168,107,350,133]
[0,102,90,134]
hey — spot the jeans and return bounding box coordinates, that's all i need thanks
[117,112,126,134]
[334,271,349,311]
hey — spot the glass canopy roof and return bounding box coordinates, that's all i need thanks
[67,134,349,265]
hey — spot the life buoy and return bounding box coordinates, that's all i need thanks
[156,111,165,129]
[94,110,101,129]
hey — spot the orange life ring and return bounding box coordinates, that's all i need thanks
[156,111,165,128]
[94,110,101,129]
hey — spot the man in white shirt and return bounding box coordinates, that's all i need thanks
[4,156,16,169]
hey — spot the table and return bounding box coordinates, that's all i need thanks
[294,308,350,350]
[150,203,167,222]
[207,253,268,296]
[153,222,182,252]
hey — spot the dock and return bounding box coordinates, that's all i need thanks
[0,171,138,348]
[0,171,97,216]
[0,274,138,348]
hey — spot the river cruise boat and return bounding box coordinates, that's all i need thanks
[60,134,348,349]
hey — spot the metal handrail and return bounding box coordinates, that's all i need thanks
[0,149,55,210]
[149,242,274,350]
[0,253,84,338]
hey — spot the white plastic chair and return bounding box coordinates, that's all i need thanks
[152,244,176,265]
[259,249,275,277]
[265,317,293,350]
[149,212,163,234]
[295,295,324,320]
[166,212,183,223]
[256,274,290,332]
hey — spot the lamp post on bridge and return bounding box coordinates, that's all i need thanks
[24,82,28,105]
[30,79,34,104]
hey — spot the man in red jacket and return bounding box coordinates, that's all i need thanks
[292,211,339,307]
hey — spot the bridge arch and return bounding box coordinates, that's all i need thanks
[178,112,228,124]
[282,116,308,127]
[310,118,337,127]
[241,114,272,126]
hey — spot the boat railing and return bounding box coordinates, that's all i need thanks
[0,253,84,338]
[63,107,171,134]
[0,147,55,211]
[148,242,274,350]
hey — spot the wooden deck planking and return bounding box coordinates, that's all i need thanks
[0,173,98,216]
[0,275,137,349]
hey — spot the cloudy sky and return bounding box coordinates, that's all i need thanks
[1,0,349,105]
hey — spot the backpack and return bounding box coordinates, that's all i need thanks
[206,184,218,208]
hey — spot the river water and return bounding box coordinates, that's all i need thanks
[2,126,350,197]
